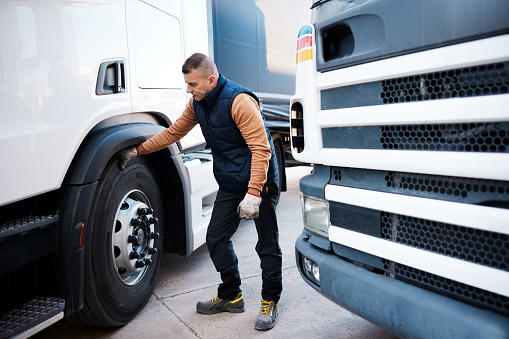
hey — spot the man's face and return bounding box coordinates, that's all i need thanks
[184,68,215,101]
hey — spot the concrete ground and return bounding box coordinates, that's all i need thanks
[33,166,399,339]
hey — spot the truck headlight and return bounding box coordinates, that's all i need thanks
[301,193,330,237]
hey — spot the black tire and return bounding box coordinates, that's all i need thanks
[71,157,164,326]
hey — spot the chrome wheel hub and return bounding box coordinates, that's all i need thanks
[112,190,159,286]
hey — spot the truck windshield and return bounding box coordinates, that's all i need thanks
[311,0,370,23]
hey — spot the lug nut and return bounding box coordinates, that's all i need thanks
[138,207,153,216]
[135,259,145,268]
[144,258,152,266]
[118,267,127,274]
[149,217,158,225]
[148,247,157,255]
[129,251,140,259]
[128,235,138,244]
[149,232,160,239]
[131,218,140,226]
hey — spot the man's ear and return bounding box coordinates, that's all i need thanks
[208,75,216,85]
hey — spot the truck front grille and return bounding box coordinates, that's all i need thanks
[385,171,509,199]
[331,167,509,205]
[328,166,509,318]
[322,122,509,152]
[381,62,509,104]
[380,122,509,152]
[320,61,509,110]
[381,212,508,272]
[383,259,509,318]
[381,211,509,317]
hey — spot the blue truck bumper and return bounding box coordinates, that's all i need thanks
[295,235,509,339]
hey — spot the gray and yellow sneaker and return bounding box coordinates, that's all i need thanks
[196,293,245,314]
[254,299,277,330]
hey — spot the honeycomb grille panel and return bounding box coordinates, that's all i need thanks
[383,259,509,317]
[385,171,509,199]
[381,212,509,271]
[321,62,509,111]
[380,122,509,152]
[381,211,509,317]
[381,62,509,104]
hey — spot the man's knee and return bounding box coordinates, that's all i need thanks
[206,230,221,251]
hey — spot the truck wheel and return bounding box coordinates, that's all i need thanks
[72,157,164,326]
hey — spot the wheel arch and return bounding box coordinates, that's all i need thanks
[64,123,167,186]
[64,122,188,254]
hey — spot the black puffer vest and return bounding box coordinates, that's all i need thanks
[193,75,278,193]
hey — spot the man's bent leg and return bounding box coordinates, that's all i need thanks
[254,181,283,303]
[206,188,244,300]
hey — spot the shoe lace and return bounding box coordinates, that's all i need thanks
[261,300,272,315]
[211,297,219,303]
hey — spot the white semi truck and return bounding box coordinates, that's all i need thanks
[292,0,509,338]
[0,0,308,337]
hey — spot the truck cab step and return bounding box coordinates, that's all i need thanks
[0,215,59,276]
[0,215,59,239]
[0,297,65,339]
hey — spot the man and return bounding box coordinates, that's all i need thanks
[119,53,282,330]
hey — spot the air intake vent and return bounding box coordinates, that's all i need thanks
[381,63,509,104]
[385,171,509,199]
[383,259,509,317]
[381,212,508,272]
[322,122,509,153]
[381,212,509,317]
[380,122,509,152]
[321,62,509,110]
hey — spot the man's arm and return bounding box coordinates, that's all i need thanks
[231,93,272,196]
[119,98,197,169]
[137,98,198,155]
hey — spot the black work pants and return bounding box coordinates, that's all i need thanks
[206,181,282,303]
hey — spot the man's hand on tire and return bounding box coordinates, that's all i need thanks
[237,192,262,220]
[118,146,137,170]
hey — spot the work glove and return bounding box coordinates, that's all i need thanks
[237,192,262,220]
[118,146,137,170]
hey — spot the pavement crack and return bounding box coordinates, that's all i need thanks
[161,301,203,339]
[154,284,222,301]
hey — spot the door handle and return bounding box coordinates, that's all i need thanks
[96,60,125,95]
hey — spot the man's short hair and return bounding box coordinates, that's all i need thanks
[182,53,218,78]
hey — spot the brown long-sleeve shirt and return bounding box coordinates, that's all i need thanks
[137,94,271,195]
